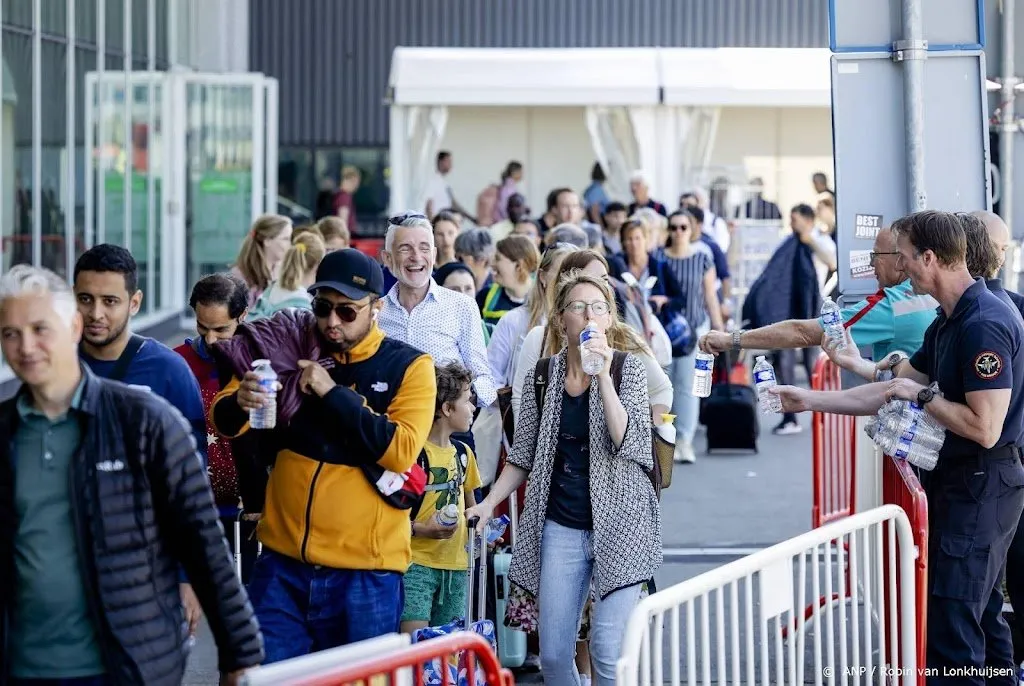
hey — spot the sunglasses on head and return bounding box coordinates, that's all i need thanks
[389,212,428,225]
[311,298,369,322]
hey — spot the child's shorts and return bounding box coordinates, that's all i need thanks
[402,563,467,626]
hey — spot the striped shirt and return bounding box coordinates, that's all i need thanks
[379,280,498,407]
[658,249,713,330]
[832,279,937,361]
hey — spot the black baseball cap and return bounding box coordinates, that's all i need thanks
[308,248,384,300]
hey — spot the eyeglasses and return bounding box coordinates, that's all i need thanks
[312,298,370,322]
[869,251,899,264]
[389,212,428,226]
[564,300,610,316]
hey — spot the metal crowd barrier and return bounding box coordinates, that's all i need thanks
[616,505,919,686]
[811,357,857,528]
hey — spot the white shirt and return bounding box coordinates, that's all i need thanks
[424,172,452,216]
[705,211,731,253]
[379,280,497,407]
[510,325,674,422]
[488,306,531,387]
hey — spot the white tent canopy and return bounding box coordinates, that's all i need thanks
[387,47,831,213]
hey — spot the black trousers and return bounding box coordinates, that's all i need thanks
[1004,501,1024,664]
[924,451,1024,685]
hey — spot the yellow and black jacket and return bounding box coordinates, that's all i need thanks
[210,323,435,573]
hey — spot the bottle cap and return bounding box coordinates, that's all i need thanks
[756,355,765,362]
[660,413,676,424]
[251,359,271,369]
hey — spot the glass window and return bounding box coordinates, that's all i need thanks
[74,48,97,272]
[2,31,34,271]
[313,147,390,237]
[105,0,124,54]
[277,147,315,221]
[76,0,98,44]
[41,0,68,37]
[1,0,32,30]
[39,40,68,278]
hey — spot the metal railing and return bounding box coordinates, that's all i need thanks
[617,505,919,686]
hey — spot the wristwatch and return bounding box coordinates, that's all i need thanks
[916,387,936,406]
[730,330,744,353]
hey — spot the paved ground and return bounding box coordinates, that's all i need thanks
[181,354,816,684]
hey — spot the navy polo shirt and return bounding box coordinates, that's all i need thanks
[987,278,1024,321]
[909,278,1024,458]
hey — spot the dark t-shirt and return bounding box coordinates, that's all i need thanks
[547,389,592,530]
[909,279,1024,458]
[82,337,207,465]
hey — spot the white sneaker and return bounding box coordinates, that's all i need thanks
[674,441,696,464]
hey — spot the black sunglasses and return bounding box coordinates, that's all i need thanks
[312,298,369,323]
[389,212,428,225]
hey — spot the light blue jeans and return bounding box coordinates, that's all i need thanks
[670,321,711,445]
[538,519,643,686]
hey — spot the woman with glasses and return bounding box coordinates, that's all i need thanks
[511,250,673,423]
[468,271,661,686]
[658,210,725,463]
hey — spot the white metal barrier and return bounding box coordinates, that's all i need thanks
[239,632,413,685]
[617,505,918,686]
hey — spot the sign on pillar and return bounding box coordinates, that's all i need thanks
[829,0,991,300]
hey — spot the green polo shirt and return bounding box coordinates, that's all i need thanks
[10,378,105,678]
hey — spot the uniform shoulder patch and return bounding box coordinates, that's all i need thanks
[974,351,1003,380]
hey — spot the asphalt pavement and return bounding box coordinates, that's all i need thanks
[183,368,816,684]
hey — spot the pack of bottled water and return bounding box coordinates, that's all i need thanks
[868,384,945,471]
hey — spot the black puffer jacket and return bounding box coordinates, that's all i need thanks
[0,369,263,685]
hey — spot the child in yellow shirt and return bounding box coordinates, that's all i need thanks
[401,362,482,633]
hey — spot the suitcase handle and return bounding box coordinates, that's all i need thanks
[465,517,488,625]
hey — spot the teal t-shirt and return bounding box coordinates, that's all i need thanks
[828,279,938,361]
[10,380,105,678]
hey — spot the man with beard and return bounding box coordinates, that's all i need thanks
[209,248,436,662]
[73,244,207,637]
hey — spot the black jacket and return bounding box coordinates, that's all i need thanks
[0,369,263,685]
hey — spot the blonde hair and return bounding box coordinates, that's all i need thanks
[278,232,326,291]
[495,235,541,283]
[543,250,610,355]
[235,214,292,292]
[525,244,579,331]
[317,216,350,247]
[546,270,652,358]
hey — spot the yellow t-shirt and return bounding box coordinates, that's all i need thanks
[411,440,482,571]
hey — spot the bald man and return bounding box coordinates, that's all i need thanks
[972,210,1024,316]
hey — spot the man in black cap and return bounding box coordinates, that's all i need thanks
[209,248,437,662]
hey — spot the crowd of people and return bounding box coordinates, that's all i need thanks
[5,152,1020,686]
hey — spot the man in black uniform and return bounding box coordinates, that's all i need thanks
[772,210,1024,684]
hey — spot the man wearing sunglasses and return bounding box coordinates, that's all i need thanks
[209,248,437,662]
[700,226,937,373]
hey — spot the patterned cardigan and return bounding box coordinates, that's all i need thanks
[506,349,663,600]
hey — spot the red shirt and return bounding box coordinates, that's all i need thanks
[332,190,356,231]
[175,341,240,509]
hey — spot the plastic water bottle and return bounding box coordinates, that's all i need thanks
[248,360,278,429]
[753,355,782,414]
[485,515,510,545]
[436,503,459,528]
[821,296,845,350]
[692,351,715,398]
[580,322,604,376]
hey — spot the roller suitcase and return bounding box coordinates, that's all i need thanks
[701,351,759,454]
[492,490,527,669]
[412,519,497,686]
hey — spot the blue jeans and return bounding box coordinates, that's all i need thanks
[246,548,404,663]
[538,520,643,686]
[670,322,710,445]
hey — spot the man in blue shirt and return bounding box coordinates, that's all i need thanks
[73,244,208,636]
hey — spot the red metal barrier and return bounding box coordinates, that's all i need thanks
[293,633,515,686]
[882,454,929,686]
[811,356,857,527]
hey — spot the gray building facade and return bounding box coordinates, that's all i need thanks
[249,0,830,216]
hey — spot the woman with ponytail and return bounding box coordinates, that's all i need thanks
[246,232,326,320]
